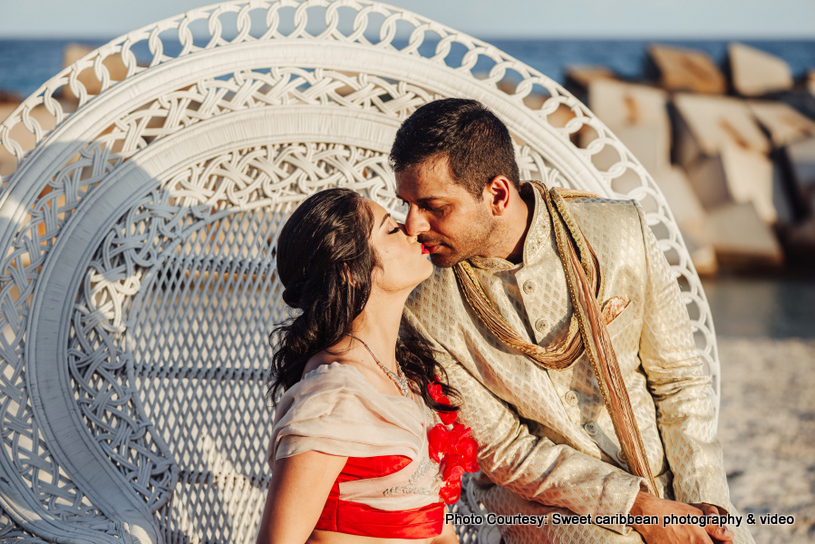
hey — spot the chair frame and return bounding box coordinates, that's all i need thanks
[0,1,719,542]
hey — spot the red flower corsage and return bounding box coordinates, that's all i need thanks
[427,380,479,504]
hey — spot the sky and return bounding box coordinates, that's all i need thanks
[1,0,814,40]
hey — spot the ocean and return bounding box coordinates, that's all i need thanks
[1,37,813,100]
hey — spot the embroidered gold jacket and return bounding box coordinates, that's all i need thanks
[403,184,730,534]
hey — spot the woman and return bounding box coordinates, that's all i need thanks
[257,188,475,544]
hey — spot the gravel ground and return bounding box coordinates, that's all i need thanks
[717,337,815,544]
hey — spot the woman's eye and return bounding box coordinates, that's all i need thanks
[388,226,399,234]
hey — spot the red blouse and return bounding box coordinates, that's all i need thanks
[315,454,445,538]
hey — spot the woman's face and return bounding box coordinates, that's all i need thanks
[367,199,433,293]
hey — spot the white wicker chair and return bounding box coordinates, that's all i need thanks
[0,1,719,542]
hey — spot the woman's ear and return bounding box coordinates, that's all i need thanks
[342,263,358,287]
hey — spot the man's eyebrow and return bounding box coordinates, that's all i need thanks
[379,213,391,227]
[402,196,444,204]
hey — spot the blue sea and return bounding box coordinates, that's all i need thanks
[1,37,813,100]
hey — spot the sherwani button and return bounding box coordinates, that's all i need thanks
[534,318,547,332]
[617,450,627,464]
[523,280,537,294]
[565,390,579,405]
[584,421,598,435]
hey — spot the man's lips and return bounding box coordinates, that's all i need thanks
[418,238,444,253]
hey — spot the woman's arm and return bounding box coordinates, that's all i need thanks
[430,511,459,544]
[256,450,347,544]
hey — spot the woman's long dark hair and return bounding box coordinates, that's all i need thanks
[269,188,458,413]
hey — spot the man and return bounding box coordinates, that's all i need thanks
[392,98,753,544]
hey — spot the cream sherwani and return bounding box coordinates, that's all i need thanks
[403,183,753,543]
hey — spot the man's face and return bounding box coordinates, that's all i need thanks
[395,157,496,268]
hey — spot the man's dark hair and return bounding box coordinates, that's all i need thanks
[389,98,520,199]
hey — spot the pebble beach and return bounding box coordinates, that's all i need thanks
[719,337,815,543]
[708,277,815,544]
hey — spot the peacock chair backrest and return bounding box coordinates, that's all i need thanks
[0,1,718,542]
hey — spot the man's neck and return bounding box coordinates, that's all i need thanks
[503,188,534,264]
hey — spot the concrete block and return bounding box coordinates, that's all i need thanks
[720,143,776,223]
[684,143,777,224]
[679,224,718,276]
[648,44,727,94]
[653,166,707,228]
[652,166,718,274]
[729,42,794,97]
[704,202,783,267]
[673,94,770,159]
[588,80,671,173]
[749,100,815,148]
[565,65,617,89]
[686,155,731,210]
[786,137,815,189]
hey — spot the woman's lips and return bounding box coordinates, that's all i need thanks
[421,244,430,255]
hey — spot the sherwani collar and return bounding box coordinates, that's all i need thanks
[468,181,551,271]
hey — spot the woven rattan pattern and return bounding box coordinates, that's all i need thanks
[0,1,716,542]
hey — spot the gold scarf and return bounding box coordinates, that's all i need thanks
[453,181,657,495]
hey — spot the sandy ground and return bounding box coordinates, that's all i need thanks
[717,337,815,544]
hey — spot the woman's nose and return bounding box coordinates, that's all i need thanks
[398,223,417,242]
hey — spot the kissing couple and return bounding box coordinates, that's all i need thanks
[256,98,753,544]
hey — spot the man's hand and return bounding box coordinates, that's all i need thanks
[629,491,734,544]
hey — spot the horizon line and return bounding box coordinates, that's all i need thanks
[2,33,815,41]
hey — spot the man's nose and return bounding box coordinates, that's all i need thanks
[403,206,429,236]
[395,222,416,241]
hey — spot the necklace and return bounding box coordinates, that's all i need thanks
[345,334,411,398]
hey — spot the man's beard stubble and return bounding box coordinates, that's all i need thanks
[422,211,498,268]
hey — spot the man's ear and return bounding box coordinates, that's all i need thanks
[483,175,513,216]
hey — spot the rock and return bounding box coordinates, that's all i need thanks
[648,44,727,94]
[651,166,718,275]
[0,90,21,104]
[770,156,803,224]
[685,143,777,223]
[654,166,706,227]
[680,226,718,276]
[749,101,815,148]
[704,202,783,268]
[685,154,731,209]
[61,43,129,101]
[785,137,815,190]
[720,143,777,223]
[777,215,815,266]
[565,65,617,89]
[672,94,779,222]
[674,94,770,165]
[587,80,671,174]
[729,42,794,97]
[778,137,815,222]
[774,89,815,124]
